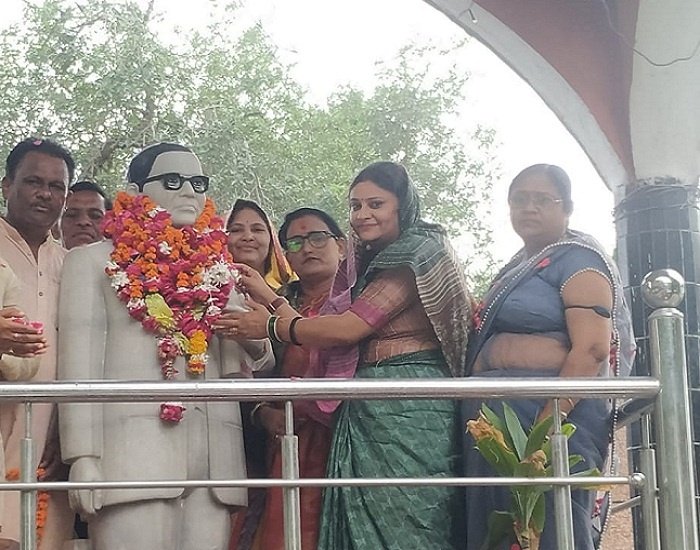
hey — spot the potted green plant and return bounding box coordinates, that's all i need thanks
[466,403,600,550]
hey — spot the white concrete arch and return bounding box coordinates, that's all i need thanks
[423,0,630,200]
[424,0,700,195]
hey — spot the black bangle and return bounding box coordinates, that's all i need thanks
[288,316,303,346]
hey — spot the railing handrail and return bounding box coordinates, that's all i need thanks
[5,376,659,550]
[0,475,645,491]
[0,377,660,402]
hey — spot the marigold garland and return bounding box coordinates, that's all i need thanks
[6,468,48,547]
[103,191,238,422]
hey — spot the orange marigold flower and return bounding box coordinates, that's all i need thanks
[176,273,190,287]
[188,329,208,355]
[104,192,235,423]
[188,360,205,374]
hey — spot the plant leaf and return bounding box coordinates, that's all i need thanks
[525,415,553,458]
[542,422,577,458]
[568,455,583,469]
[561,423,577,438]
[480,511,514,550]
[503,403,528,460]
[481,404,519,457]
[514,459,548,479]
[476,438,519,476]
[532,492,546,533]
[571,468,608,489]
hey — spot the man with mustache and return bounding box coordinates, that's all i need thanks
[60,180,112,250]
[0,137,75,550]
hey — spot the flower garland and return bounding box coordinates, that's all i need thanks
[103,191,237,422]
[6,468,48,547]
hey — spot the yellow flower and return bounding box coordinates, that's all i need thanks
[145,294,175,330]
[466,412,510,451]
[188,329,208,355]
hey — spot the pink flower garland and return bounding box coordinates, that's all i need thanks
[103,192,237,422]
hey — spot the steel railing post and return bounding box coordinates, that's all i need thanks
[642,269,699,550]
[551,398,575,550]
[639,414,661,550]
[20,402,36,550]
[281,400,301,550]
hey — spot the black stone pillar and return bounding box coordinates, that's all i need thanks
[615,181,700,549]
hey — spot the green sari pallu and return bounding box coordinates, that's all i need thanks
[318,350,462,550]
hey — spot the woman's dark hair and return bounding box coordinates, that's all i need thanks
[127,142,192,189]
[278,207,345,248]
[349,161,419,231]
[350,161,409,203]
[508,163,574,214]
[226,199,273,273]
[5,137,75,182]
[226,199,269,231]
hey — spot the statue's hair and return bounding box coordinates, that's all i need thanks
[127,142,192,190]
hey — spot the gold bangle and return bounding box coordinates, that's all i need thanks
[566,397,576,409]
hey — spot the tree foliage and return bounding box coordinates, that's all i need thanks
[0,0,498,281]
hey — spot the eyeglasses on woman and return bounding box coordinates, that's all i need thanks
[285,231,338,253]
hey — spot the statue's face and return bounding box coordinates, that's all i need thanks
[139,151,207,227]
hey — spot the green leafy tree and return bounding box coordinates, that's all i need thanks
[0,0,498,283]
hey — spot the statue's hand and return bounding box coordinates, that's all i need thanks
[68,457,104,517]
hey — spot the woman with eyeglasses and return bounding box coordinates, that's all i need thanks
[228,207,346,550]
[215,161,473,550]
[462,164,635,550]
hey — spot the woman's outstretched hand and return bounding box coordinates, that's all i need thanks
[234,263,278,306]
[214,298,270,341]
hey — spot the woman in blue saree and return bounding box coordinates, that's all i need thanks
[462,164,635,550]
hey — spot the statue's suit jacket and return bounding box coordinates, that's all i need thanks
[58,241,264,508]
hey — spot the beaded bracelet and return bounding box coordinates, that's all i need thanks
[288,316,303,346]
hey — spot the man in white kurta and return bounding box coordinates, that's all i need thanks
[0,258,44,547]
[0,138,75,550]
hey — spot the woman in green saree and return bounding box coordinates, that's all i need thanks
[215,161,473,550]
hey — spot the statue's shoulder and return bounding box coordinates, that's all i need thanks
[64,240,113,269]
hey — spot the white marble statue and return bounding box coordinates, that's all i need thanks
[58,143,272,550]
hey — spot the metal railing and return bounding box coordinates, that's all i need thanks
[0,268,695,550]
[0,377,659,550]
